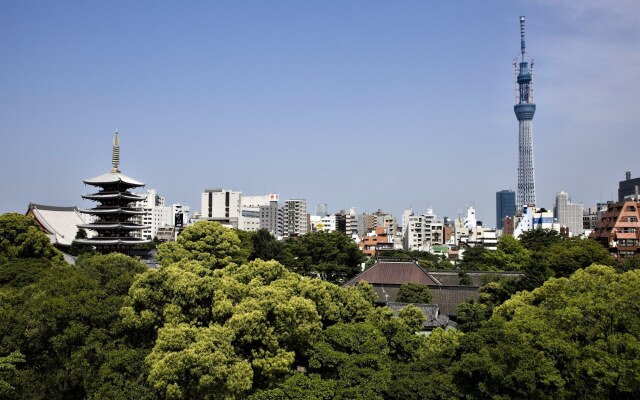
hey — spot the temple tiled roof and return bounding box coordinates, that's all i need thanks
[26,203,94,247]
[344,261,438,286]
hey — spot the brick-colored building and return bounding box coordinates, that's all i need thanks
[359,226,392,257]
[590,200,640,260]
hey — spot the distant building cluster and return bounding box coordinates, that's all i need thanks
[21,17,640,262]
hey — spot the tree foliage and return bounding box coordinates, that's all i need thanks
[396,283,432,304]
[281,231,365,284]
[157,221,244,269]
[0,213,63,264]
[250,229,284,262]
[453,265,640,399]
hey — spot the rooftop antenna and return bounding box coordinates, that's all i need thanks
[111,130,120,173]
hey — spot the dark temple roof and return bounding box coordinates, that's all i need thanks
[344,261,438,286]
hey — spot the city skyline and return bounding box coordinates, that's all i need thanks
[1,1,639,223]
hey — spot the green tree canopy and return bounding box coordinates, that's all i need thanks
[396,283,432,304]
[281,231,365,284]
[157,221,244,269]
[0,213,63,264]
[121,256,379,399]
[519,228,562,251]
[453,265,640,399]
[0,253,149,399]
[250,229,284,262]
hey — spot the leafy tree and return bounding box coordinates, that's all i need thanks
[456,299,490,333]
[519,228,562,251]
[250,229,283,262]
[281,231,365,284]
[234,229,254,263]
[122,256,378,399]
[483,235,530,271]
[453,265,640,399]
[396,283,432,304]
[0,351,25,398]
[157,221,244,269]
[0,258,52,288]
[544,237,614,278]
[459,245,494,271]
[0,254,148,399]
[0,213,63,264]
[68,228,94,256]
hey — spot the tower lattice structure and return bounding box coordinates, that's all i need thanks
[514,16,536,208]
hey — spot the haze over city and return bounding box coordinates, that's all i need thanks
[1,0,638,223]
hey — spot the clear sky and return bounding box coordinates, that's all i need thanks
[1,0,638,225]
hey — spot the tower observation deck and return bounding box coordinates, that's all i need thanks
[514,16,536,208]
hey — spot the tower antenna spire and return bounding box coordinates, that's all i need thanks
[520,16,526,61]
[111,130,120,173]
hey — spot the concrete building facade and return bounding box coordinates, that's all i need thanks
[554,191,584,237]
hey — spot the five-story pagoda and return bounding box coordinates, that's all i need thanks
[74,131,150,254]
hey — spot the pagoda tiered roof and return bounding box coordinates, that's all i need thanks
[79,207,148,215]
[83,171,145,188]
[82,192,147,201]
[74,238,149,246]
[78,222,149,230]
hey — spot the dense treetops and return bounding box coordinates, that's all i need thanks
[0,217,638,399]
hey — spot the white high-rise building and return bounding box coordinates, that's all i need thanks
[555,191,584,237]
[403,208,445,252]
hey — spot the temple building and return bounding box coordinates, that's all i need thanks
[74,131,150,254]
[26,203,93,249]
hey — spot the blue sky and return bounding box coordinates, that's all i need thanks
[1,1,639,225]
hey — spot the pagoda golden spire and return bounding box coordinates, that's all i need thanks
[111,130,120,173]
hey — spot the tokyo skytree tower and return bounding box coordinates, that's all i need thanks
[514,16,536,207]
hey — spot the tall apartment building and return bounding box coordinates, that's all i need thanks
[283,199,308,237]
[554,191,584,237]
[373,210,398,237]
[345,207,368,237]
[403,208,444,252]
[496,190,516,229]
[259,200,283,236]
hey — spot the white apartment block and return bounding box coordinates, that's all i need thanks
[448,207,498,252]
[403,208,445,252]
[555,191,584,237]
[283,199,308,237]
[200,189,280,232]
[133,189,191,240]
[514,205,559,238]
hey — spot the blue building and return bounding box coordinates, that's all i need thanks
[496,190,516,229]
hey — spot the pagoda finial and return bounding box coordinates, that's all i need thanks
[111,130,120,173]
